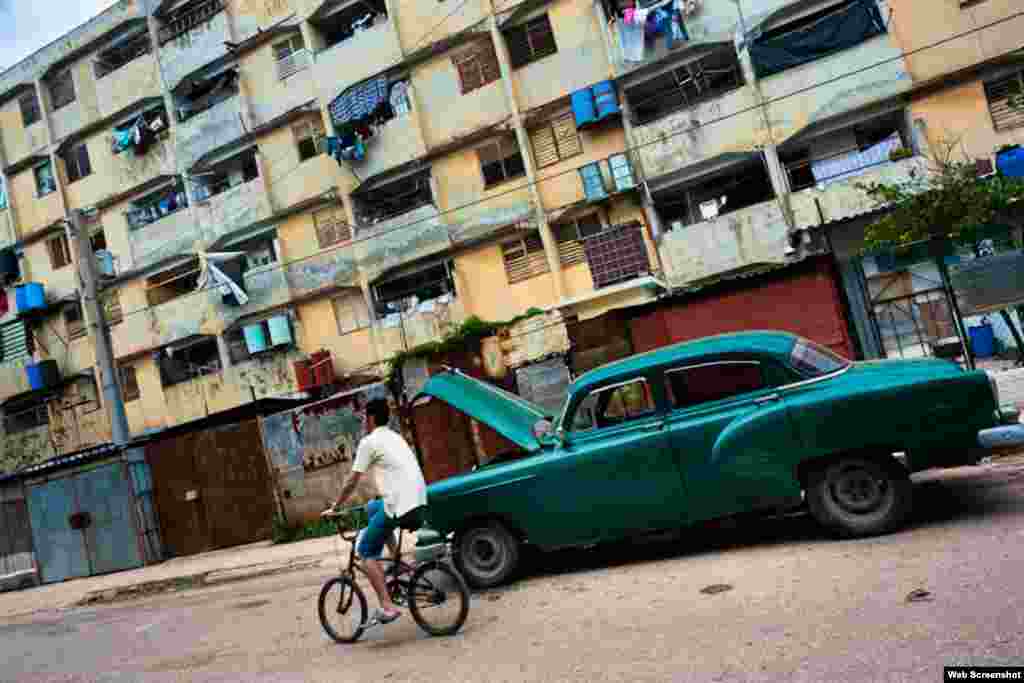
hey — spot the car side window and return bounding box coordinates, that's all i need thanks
[571,378,655,432]
[665,361,766,411]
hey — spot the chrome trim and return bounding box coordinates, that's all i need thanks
[777,362,853,394]
[664,360,761,377]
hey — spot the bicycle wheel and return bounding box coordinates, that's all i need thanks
[318,576,368,643]
[407,561,470,637]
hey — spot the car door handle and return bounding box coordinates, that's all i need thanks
[753,393,780,405]
[640,422,665,432]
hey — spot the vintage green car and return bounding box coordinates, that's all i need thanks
[413,331,1023,588]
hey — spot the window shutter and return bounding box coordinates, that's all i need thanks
[608,153,635,191]
[502,234,549,283]
[314,207,351,248]
[531,125,559,168]
[580,162,607,201]
[554,223,585,266]
[984,72,1024,133]
[552,113,581,159]
[479,43,500,84]
[454,52,482,94]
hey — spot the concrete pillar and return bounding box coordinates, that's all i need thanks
[34,79,70,221]
[487,3,565,302]
[216,333,233,370]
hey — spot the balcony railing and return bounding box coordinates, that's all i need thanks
[158,0,224,46]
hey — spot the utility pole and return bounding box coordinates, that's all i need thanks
[68,209,131,445]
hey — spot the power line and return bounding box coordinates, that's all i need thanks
[107,10,1023,328]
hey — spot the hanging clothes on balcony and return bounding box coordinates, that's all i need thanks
[329,76,390,127]
[810,131,901,185]
[196,251,249,307]
[619,19,645,62]
[0,176,7,210]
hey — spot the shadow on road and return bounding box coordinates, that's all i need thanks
[511,465,1023,588]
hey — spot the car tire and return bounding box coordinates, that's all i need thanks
[807,456,912,538]
[455,521,521,589]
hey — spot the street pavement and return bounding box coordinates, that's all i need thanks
[2,457,1023,682]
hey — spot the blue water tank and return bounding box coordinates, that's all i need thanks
[95,250,115,277]
[996,147,1024,177]
[969,323,996,359]
[244,323,268,354]
[592,80,620,120]
[26,360,59,391]
[15,282,45,313]
[267,314,293,347]
[571,88,597,129]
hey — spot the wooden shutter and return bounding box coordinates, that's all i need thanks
[552,113,581,159]
[502,234,549,283]
[454,42,499,94]
[313,206,351,248]
[530,125,559,169]
[984,71,1024,133]
[554,223,585,266]
[119,365,140,401]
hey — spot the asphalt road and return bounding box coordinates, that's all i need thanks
[3,459,1024,682]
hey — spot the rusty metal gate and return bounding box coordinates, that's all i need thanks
[146,420,274,558]
[867,265,957,359]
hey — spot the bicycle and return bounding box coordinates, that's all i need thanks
[317,505,470,643]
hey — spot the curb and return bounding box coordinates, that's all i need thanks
[74,556,329,607]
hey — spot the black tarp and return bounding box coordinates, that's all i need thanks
[749,0,885,79]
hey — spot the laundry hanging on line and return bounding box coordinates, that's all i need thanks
[329,76,392,127]
[196,251,249,307]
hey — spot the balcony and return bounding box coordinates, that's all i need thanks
[95,53,162,120]
[657,200,790,288]
[157,1,230,88]
[128,207,197,271]
[193,176,274,246]
[174,97,247,171]
[357,204,450,283]
[284,243,358,300]
[353,113,428,180]
[312,13,402,106]
[270,153,339,211]
[373,295,468,358]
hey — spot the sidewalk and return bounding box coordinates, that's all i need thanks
[0,536,346,619]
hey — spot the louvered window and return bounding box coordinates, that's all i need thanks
[530,113,582,168]
[554,213,603,266]
[502,233,549,283]
[0,320,33,364]
[984,70,1024,133]
[505,14,557,69]
[65,303,86,341]
[314,206,351,248]
[48,234,72,269]
[453,42,500,95]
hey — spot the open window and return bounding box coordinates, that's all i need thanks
[354,168,433,225]
[372,260,455,319]
[570,377,656,432]
[192,148,259,201]
[157,336,222,386]
[504,14,558,69]
[175,67,239,122]
[19,92,41,127]
[225,311,295,364]
[553,213,603,266]
[64,302,86,341]
[274,34,309,80]
[126,180,188,230]
[313,0,388,51]
[626,50,744,125]
[158,0,224,46]
[230,232,278,271]
[3,398,49,434]
[112,106,169,155]
[62,143,92,184]
[146,258,200,307]
[118,364,140,402]
[49,69,75,110]
[34,161,56,197]
[95,29,152,78]
[294,117,326,162]
[478,137,525,188]
[782,111,909,187]
[655,159,776,228]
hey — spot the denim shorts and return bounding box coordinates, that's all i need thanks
[356,500,424,560]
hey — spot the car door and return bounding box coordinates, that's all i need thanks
[562,374,686,542]
[661,358,802,525]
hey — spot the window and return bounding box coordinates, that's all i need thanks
[50,69,76,110]
[453,42,500,95]
[333,293,371,335]
[579,162,607,201]
[119,365,140,402]
[158,0,224,46]
[274,34,309,80]
[373,261,455,317]
[64,303,86,341]
[789,338,849,378]
[782,149,816,191]
[175,68,238,122]
[984,70,1024,133]
[530,113,582,168]
[295,118,325,162]
[479,137,525,188]
[95,31,152,78]
[571,377,655,431]
[245,239,277,270]
[19,92,41,127]
[48,234,72,269]
[103,290,123,326]
[313,0,387,50]
[554,214,603,266]
[192,148,259,201]
[627,51,744,125]
[0,320,33,364]
[146,259,201,307]
[226,314,294,363]
[158,337,222,386]
[34,161,56,197]
[64,143,92,184]
[502,233,548,283]
[313,206,351,248]
[354,169,434,224]
[127,182,188,230]
[3,401,49,434]
[113,108,169,155]
[655,161,775,228]
[505,14,557,69]
[664,361,765,410]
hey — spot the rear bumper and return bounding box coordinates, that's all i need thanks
[978,405,1024,454]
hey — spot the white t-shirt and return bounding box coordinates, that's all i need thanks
[353,426,427,518]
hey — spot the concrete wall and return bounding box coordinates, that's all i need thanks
[195,175,274,246]
[353,108,428,180]
[512,0,611,112]
[48,58,103,143]
[94,53,163,121]
[21,238,77,300]
[296,295,379,378]
[8,169,63,237]
[243,38,316,128]
[455,240,561,321]
[0,99,48,168]
[64,133,176,211]
[157,7,231,89]
[175,97,248,171]
[911,78,1024,163]
[230,0,298,44]
[658,199,789,287]
[887,0,1024,83]
[127,204,195,270]
[312,19,403,108]
[393,0,487,54]
[0,209,16,248]
[536,123,630,209]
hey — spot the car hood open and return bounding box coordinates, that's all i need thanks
[413,371,552,453]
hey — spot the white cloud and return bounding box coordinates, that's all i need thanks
[1,1,120,74]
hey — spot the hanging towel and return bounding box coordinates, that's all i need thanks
[623,8,636,24]
[619,20,646,61]
[196,251,249,307]
[111,128,135,154]
[811,132,901,185]
[329,76,389,126]
[633,7,650,25]
[666,9,688,48]
[389,80,411,117]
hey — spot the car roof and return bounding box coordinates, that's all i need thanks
[571,330,800,393]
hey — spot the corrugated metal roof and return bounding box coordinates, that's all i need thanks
[0,442,122,484]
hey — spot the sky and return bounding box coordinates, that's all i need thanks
[0,0,119,74]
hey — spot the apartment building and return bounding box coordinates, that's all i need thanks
[0,0,1018,470]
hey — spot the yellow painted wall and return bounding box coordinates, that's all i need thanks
[911,78,1024,162]
[0,97,47,167]
[276,209,321,262]
[888,0,1024,83]
[433,141,534,216]
[535,120,627,210]
[454,241,559,322]
[128,356,169,433]
[392,0,487,54]
[262,123,350,210]
[48,57,102,142]
[311,16,403,107]
[296,296,380,377]
[9,166,63,237]
[240,37,316,128]
[21,235,77,299]
[93,53,162,120]
[231,0,298,42]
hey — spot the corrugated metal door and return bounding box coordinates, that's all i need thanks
[0,483,34,578]
[27,477,89,584]
[146,432,212,558]
[76,464,142,575]
[203,421,274,549]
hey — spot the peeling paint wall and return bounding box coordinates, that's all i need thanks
[454,240,560,321]
[393,0,487,54]
[350,111,428,181]
[48,58,103,143]
[242,38,316,128]
[497,309,571,368]
[536,123,629,209]
[230,0,297,44]
[65,134,175,212]
[658,200,789,287]
[295,296,379,377]
[0,99,48,168]
[311,20,403,108]
[8,169,64,237]
[356,205,452,283]
[21,239,77,300]
[195,176,274,245]
[261,124,348,210]
[157,7,231,89]
[0,425,54,475]
[96,55,163,120]
[126,205,196,270]
[174,97,248,171]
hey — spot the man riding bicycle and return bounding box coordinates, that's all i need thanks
[326,398,427,626]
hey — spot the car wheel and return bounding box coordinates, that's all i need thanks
[807,456,912,538]
[455,522,520,589]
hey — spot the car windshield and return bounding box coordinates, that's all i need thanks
[790,338,850,378]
